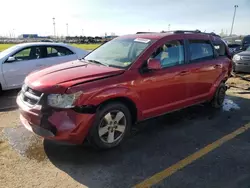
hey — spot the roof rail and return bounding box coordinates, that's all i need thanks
[136,32,157,34]
[173,30,220,37]
[173,29,201,34]
[136,30,220,37]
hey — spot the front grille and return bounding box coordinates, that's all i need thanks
[241,56,250,61]
[21,84,43,106]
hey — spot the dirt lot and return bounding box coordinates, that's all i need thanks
[1,75,250,188]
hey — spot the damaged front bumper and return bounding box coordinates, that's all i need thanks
[16,90,95,144]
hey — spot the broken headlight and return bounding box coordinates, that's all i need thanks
[47,91,82,108]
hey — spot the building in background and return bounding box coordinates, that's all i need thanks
[18,34,50,39]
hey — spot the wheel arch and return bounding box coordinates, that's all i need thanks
[98,97,138,125]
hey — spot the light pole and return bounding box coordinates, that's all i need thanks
[230,5,238,36]
[66,23,69,36]
[168,24,171,31]
[82,29,84,36]
[52,18,56,37]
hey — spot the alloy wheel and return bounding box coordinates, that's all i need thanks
[98,110,127,144]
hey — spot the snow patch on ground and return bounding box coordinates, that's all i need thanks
[223,99,240,111]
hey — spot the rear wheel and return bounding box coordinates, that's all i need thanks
[88,102,132,149]
[0,83,2,95]
[210,82,227,108]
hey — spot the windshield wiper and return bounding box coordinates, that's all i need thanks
[86,59,109,67]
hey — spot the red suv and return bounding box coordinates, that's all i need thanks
[17,30,232,149]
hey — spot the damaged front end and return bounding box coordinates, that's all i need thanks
[17,85,96,144]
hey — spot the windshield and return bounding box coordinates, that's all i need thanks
[247,46,250,51]
[0,45,19,59]
[84,37,152,68]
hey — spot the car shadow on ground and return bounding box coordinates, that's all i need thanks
[44,95,250,188]
[0,89,19,111]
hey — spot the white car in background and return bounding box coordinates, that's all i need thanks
[0,42,88,92]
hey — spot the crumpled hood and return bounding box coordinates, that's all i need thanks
[25,60,124,93]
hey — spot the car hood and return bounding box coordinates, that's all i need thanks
[25,60,125,93]
[238,51,250,56]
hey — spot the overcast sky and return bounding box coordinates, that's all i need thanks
[1,0,249,37]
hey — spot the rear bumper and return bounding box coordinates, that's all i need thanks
[17,93,95,144]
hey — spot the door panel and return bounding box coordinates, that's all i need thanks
[2,46,44,88]
[2,58,45,88]
[184,59,222,99]
[139,65,191,119]
[137,38,189,119]
[185,39,222,101]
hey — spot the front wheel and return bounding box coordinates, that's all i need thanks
[88,102,132,149]
[210,82,227,108]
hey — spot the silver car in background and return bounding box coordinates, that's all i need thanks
[233,46,250,73]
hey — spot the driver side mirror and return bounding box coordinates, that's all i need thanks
[6,56,16,63]
[147,58,161,70]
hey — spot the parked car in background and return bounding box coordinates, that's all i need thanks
[17,30,232,149]
[233,46,250,73]
[0,42,88,92]
[242,35,250,51]
[228,43,242,54]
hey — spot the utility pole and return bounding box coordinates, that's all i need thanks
[82,29,84,36]
[168,24,171,31]
[53,17,56,37]
[66,23,69,36]
[230,5,238,36]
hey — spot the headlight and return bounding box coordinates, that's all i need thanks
[47,91,82,108]
[233,54,241,61]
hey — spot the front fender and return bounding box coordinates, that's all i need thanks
[80,86,143,119]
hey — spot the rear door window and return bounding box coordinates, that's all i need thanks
[47,46,74,58]
[188,40,214,62]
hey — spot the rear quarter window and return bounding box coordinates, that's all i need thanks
[213,41,226,56]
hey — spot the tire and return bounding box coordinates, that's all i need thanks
[210,82,227,108]
[0,83,2,95]
[232,63,237,73]
[87,102,132,149]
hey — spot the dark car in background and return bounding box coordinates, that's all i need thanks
[228,43,242,54]
[233,46,250,73]
[242,35,250,51]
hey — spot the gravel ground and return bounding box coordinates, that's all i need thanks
[0,75,250,188]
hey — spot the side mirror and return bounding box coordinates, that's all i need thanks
[147,58,161,70]
[6,56,16,63]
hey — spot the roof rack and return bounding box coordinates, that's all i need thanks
[136,30,220,37]
[172,30,220,37]
[136,32,158,34]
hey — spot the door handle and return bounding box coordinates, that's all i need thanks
[213,64,220,68]
[36,64,44,67]
[178,70,190,76]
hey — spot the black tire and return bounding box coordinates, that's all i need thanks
[87,102,132,149]
[210,82,227,108]
[0,84,2,95]
[232,63,237,73]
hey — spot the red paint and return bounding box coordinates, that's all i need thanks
[17,32,231,144]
